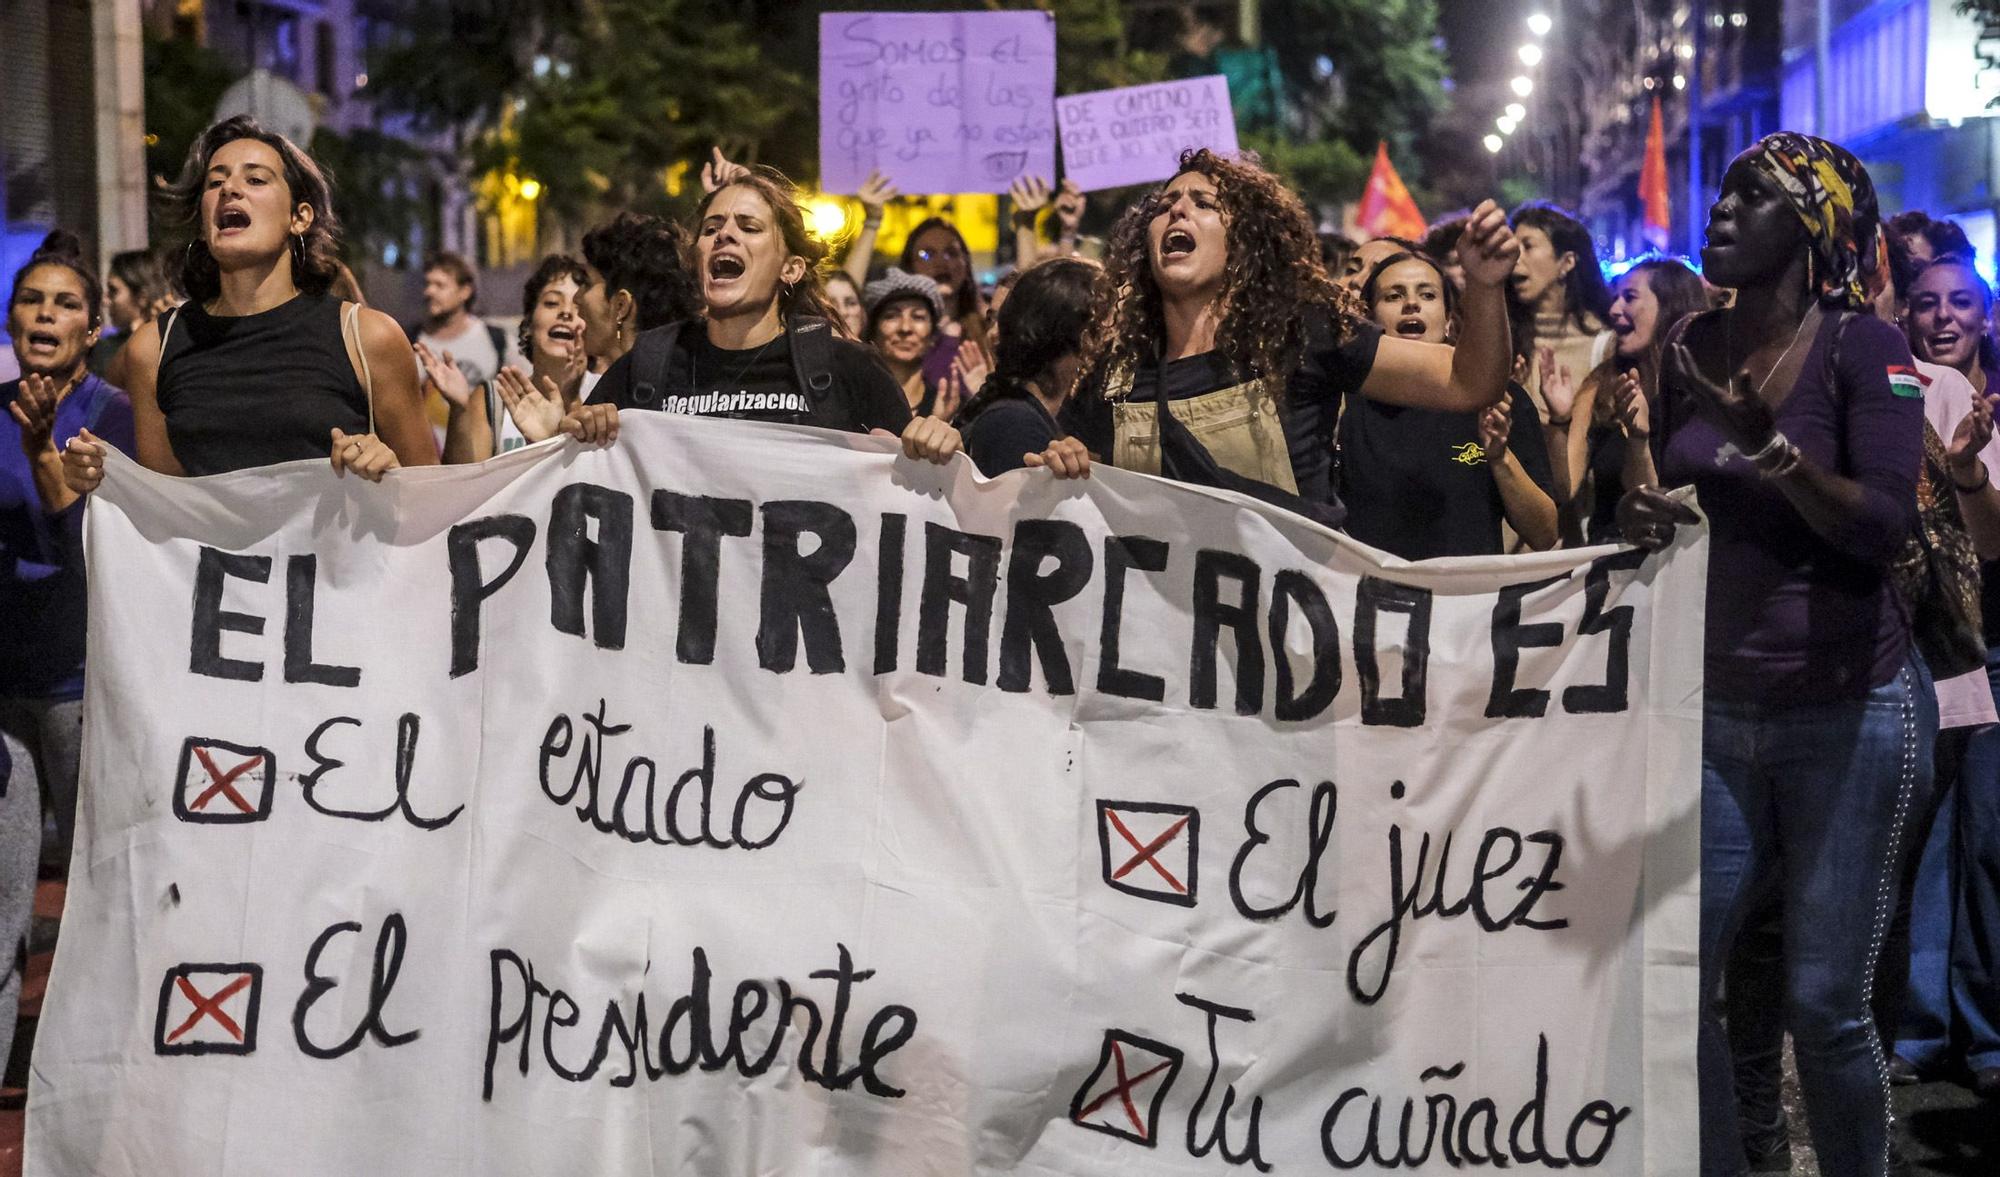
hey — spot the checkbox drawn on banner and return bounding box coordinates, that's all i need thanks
[1069,1029,1184,1146]
[1097,800,1199,907]
[154,963,263,1056]
[173,737,275,825]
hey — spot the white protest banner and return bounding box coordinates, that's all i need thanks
[819,10,1057,194]
[32,415,1704,1175]
[1058,75,1240,192]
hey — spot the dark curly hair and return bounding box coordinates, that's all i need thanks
[698,167,844,326]
[11,230,103,332]
[160,115,344,304]
[581,212,700,333]
[514,253,591,361]
[1081,148,1362,397]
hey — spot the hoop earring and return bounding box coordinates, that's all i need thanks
[291,232,306,271]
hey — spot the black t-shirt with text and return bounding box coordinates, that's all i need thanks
[1336,381,1555,560]
[1066,309,1382,505]
[589,325,912,435]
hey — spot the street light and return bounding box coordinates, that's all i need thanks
[806,196,851,239]
[1511,75,1535,98]
[1505,102,1527,121]
[1527,12,1553,36]
[1518,43,1544,67]
[518,178,543,201]
[1484,134,1505,154]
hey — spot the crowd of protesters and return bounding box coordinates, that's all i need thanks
[5,110,2000,1172]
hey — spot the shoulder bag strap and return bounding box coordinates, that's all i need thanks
[154,304,184,386]
[342,301,376,435]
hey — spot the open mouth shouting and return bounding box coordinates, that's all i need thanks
[707,253,747,287]
[1160,228,1197,261]
[214,205,252,237]
[1392,315,1429,339]
[22,330,64,359]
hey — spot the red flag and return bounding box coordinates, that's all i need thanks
[1639,96,1671,249]
[1357,142,1425,242]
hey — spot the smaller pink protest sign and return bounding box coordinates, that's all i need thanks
[1057,76,1238,193]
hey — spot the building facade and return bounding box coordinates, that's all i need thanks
[1574,0,1784,264]
[1780,0,1998,276]
[1,0,147,283]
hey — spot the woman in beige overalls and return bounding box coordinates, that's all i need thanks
[1061,149,1521,526]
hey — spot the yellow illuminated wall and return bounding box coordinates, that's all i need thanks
[804,192,1002,275]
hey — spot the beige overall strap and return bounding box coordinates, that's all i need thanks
[341,301,376,435]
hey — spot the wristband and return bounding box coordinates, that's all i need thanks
[1953,461,1991,493]
[1744,431,1789,464]
[1748,431,1801,478]
[862,214,883,230]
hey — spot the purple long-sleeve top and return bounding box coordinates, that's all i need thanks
[1660,312,1923,704]
[0,373,135,699]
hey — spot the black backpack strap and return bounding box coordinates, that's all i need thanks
[788,315,837,403]
[404,320,421,345]
[487,322,509,363]
[627,321,684,410]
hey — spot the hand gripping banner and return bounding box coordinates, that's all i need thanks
[30,415,1705,1175]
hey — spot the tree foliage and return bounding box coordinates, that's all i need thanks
[364,0,1449,233]
[142,29,239,244]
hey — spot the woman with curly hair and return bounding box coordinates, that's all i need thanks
[574,211,701,379]
[1063,148,1519,521]
[62,115,435,488]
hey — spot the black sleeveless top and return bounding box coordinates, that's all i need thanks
[157,293,369,475]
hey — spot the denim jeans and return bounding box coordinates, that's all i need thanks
[1698,657,1936,1177]
[1901,643,2000,1072]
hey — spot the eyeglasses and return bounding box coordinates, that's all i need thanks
[915,246,965,263]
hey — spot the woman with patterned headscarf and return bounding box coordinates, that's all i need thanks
[1619,133,1930,1175]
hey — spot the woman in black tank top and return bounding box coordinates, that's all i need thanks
[62,116,434,487]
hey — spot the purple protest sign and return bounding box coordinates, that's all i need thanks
[1056,75,1239,192]
[819,11,1057,195]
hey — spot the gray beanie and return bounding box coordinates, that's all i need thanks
[863,267,946,325]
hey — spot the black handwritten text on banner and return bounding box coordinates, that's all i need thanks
[31,416,1703,1174]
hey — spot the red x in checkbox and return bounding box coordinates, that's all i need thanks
[1097,800,1200,907]
[1069,1028,1184,1146]
[154,963,263,1056]
[174,737,275,824]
